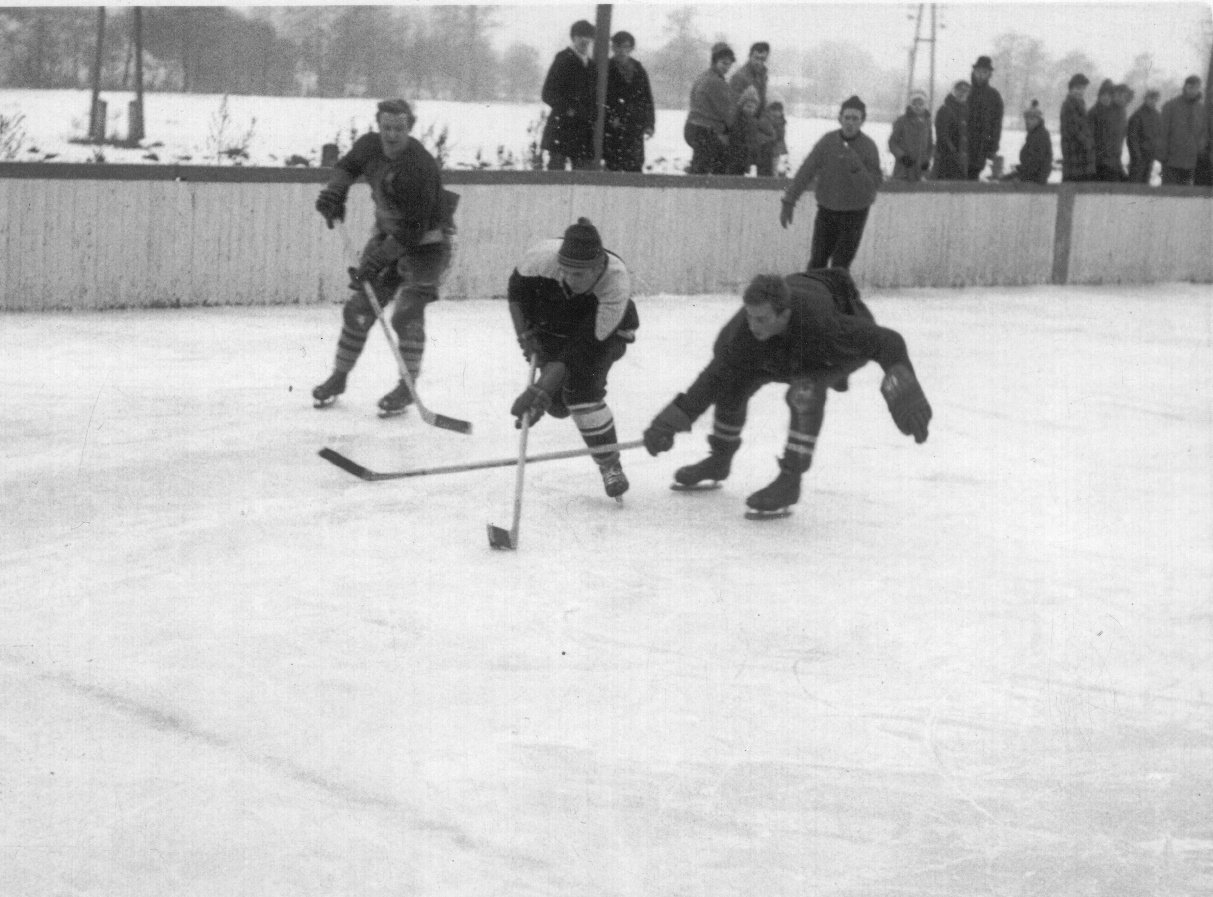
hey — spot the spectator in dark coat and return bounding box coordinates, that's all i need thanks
[966,56,1003,179]
[1008,100,1053,184]
[1089,79,1127,181]
[1060,73,1095,181]
[685,42,738,175]
[541,20,598,170]
[761,100,789,177]
[729,42,770,110]
[1127,89,1162,183]
[728,86,776,175]
[932,81,970,180]
[602,31,656,173]
[1157,75,1209,186]
[889,88,934,181]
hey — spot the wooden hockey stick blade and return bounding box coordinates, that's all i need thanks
[425,410,473,434]
[318,439,645,482]
[486,523,516,550]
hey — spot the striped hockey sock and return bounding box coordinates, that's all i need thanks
[570,401,619,466]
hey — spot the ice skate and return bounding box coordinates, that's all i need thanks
[672,450,732,491]
[312,371,347,408]
[744,457,804,520]
[599,459,629,501]
[377,379,415,417]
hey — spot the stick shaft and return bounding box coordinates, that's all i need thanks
[509,357,539,544]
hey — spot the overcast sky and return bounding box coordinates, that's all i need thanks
[487,1,1212,85]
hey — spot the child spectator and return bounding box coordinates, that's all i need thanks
[1006,100,1053,184]
[761,100,789,177]
[889,88,934,181]
[728,85,776,175]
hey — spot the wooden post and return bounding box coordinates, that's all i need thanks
[129,6,145,142]
[88,7,107,142]
[592,5,612,170]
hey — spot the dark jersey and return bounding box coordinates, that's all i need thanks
[334,133,444,246]
[682,271,910,417]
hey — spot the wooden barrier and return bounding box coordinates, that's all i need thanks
[0,164,1209,311]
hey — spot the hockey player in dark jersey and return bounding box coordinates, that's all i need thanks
[508,218,640,499]
[312,98,455,415]
[642,270,931,516]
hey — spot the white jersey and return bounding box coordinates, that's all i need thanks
[515,239,633,341]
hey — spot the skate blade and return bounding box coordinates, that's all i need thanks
[377,407,411,419]
[670,482,723,492]
[313,397,338,409]
[487,524,516,550]
[744,507,793,520]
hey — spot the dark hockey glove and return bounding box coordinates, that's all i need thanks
[643,398,694,456]
[779,199,795,229]
[880,363,932,444]
[315,184,348,229]
[511,385,553,429]
[352,236,405,283]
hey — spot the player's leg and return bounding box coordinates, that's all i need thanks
[564,340,629,498]
[747,377,828,512]
[379,242,450,414]
[674,376,766,486]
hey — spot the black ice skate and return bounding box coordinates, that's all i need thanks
[671,449,733,491]
[377,379,415,418]
[599,460,629,501]
[744,457,805,520]
[312,371,347,408]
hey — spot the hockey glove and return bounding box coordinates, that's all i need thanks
[881,363,932,444]
[352,236,405,283]
[315,184,348,229]
[643,398,694,456]
[779,200,795,229]
[511,385,553,429]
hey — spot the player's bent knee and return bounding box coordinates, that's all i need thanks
[786,379,825,412]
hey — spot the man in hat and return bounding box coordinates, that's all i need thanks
[641,270,932,517]
[507,218,640,499]
[541,20,598,170]
[889,88,934,181]
[1157,75,1209,186]
[966,55,1004,180]
[312,98,455,415]
[684,42,738,174]
[779,94,882,270]
[1060,73,1095,182]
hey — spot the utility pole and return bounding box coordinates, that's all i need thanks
[88,7,106,142]
[906,3,939,109]
[592,4,612,170]
[129,7,145,142]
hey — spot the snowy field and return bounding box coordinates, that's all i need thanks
[0,88,1043,179]
[3,284,1212,895]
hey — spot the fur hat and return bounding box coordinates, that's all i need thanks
[711,42,735,64]
[558,218,604,269]
[1068,73,1090,89]
[840,94,867,117]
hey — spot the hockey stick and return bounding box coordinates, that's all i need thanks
[339,224,471,435]
[487,356,539,550]
[318,439,646,482]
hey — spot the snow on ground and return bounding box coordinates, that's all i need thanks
[0,88,1042,179]
[2,283,1211,895]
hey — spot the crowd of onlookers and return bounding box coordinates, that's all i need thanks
[538,19,1212,187]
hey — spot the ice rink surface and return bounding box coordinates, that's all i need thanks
[3,284,1212,895]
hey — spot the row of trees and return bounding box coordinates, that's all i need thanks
[0,6,1206,121]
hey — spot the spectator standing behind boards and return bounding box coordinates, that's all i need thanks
[1060,73,1095,182]
[685,42,737,175]
[889,88,934,181]
[729,86,776,175]
[932,81,970,180]
[966,55,1003,179]
[779,95,883,271]
[1089,79,1126,181]
[1007,100,1053,184]
[1126,89,1162,183]
[602,31,655,173]
[540,20,598,171]
[1157,75,1209,186]
[730,42,770,171]
[761,100,789,177]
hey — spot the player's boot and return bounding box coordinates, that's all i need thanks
[599,459,629,499]
[312,371,347,408]
[745,456,807,516]
[674,436,737,487]
[378,379,414,417]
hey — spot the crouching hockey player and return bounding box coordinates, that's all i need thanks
[508,218,640,499]
[311,98,455,416]
[642,270,931,518]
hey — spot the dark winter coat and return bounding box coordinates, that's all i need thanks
[784,130,882,212]
[1089,100,1127,178]
[1126,103,1162,179]
[686,68,737,136]
[1060,95,1095,179]
[889,105,934,181]
[932,95,969,180]
[728,109,777,174]
[1016,120,1054,184]
[677,271,911,421]
[1157,92,1209,172]
[603,56,656,173]
[540,47,597,162]
[966,78,1004,171]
